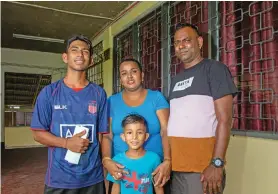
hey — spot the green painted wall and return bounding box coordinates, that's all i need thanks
[92,1,162,96]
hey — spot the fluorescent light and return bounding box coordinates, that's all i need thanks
[9,105,20,109]
[13,33,65,44]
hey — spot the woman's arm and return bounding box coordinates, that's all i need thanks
[157,108,171,160]
[154,185,164,194]
[111,183,120,194]
[102,118,127,193]
[152,108,171,187]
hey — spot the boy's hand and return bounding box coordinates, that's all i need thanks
[103,159,129,180]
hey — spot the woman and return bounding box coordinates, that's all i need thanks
[102,58,171,193]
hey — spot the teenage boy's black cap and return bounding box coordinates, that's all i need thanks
[65,34,93,56]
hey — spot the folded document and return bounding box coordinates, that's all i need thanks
[64,125,89,165]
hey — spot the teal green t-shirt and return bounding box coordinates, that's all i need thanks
[107,151,161,194]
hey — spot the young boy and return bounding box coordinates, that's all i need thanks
[107,114,164,194]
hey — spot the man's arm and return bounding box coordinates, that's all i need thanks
[201,94,233,194]
[31,88,69,150]
[32,130,90,153]
[101,118,113,159]
[33,130,67,148]
[33,130,89,153]
[212,94,233,159]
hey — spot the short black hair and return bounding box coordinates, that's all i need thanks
[120,58,143,72]
[65,34,93,56]
[121,113,147,128]
[175,23,201,36]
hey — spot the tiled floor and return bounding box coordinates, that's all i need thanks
[1,147,48,194]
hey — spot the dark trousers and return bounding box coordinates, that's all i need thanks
[44,181,105,194]
[171,170,226,194]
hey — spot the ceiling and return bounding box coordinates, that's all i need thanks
[1,1,132,53]
[1,1,132,109]
[5,72,52,108]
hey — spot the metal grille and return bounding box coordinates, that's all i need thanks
[87,41,103,87]
[112,1,278,133]
[113,27,133,93]
[218,2,278,132]
[139,8,162,91]
[169,1,209,77]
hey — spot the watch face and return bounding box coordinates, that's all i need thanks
[215,159,222,166]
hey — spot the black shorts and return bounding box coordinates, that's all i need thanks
[44,181,105,194]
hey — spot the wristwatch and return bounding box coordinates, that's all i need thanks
[211,158,225,168]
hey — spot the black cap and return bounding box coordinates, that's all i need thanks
[65,34,93,56]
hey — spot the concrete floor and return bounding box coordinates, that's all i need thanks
[1,147,47,194]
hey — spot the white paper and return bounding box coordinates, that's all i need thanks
[64,125,89,165]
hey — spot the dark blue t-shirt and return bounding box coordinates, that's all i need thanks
[31,79,108,189]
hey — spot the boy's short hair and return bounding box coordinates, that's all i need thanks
[121,113,147,129]
[65,34,93,56]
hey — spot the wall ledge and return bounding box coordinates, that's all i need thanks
[4,144,45,149]
[231,129,278,140]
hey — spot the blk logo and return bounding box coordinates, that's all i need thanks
[54,105,67,110]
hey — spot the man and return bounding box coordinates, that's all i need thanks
[31,35,108,194]
[168,23,237,194]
